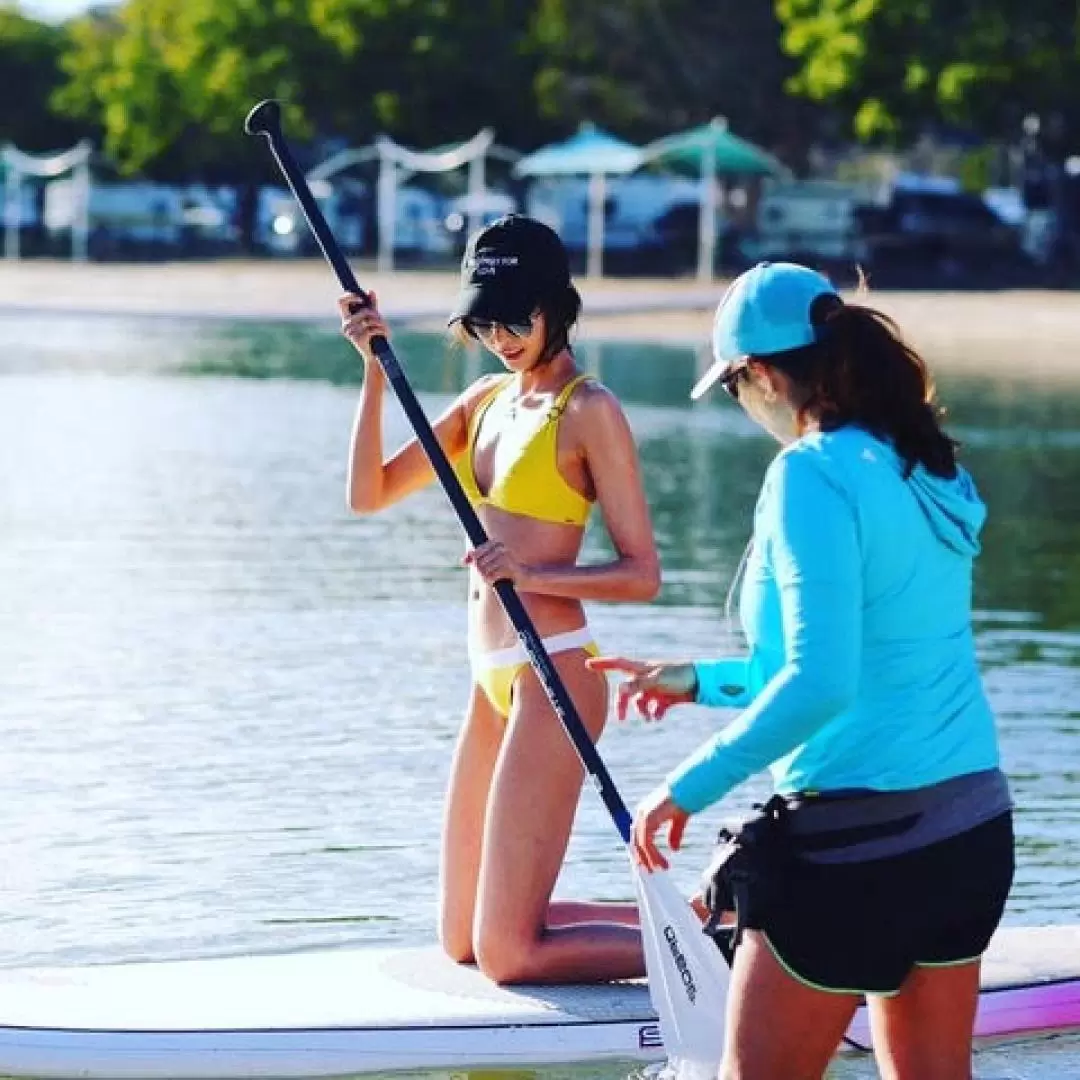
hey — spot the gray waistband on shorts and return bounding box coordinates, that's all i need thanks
[784,768,1013,864]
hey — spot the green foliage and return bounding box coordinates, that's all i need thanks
[9,0,1079,179]
[321,0,541,147]
[776,0,1080,143]
[55,0,354,178]
[0,7,83,150]
[52,0,545,179]
[531,0,806,147]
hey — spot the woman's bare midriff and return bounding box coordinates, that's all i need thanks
[466,506,591,652]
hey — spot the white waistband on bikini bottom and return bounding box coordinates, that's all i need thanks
[469,626,595,671]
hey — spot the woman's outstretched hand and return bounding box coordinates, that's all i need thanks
[632,784,691,871]
[586,657,698,722]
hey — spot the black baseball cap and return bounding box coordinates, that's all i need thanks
[448,214,571,329]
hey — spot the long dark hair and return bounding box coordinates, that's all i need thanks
[760,293,958,478]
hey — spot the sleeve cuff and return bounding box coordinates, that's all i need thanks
[693,659,754,708]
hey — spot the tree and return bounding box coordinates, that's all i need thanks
[529,0,812,153]
[776,0,1080,143]
[53,0,549,245]
[55,0,379,248]
[317,0,542,148]
[0,9,84,151]
[54,0,550,169]
[55,0,359,178]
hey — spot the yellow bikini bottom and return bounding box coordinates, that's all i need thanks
[469,626,599,718]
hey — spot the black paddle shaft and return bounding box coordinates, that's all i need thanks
[244,100,633,842]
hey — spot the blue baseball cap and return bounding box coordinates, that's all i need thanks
[691,262,839,400]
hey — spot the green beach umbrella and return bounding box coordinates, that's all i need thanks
[644,117,790,280]
[645,117,787,178]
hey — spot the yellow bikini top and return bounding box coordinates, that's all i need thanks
[454,373,594,527]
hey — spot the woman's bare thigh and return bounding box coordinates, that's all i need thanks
[474,648,608,945]
[723,931,860,1080]
[869,960,981,1080]
[438,684,504,963]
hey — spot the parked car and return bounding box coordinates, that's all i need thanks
[645,200,743,273]
[44,178,184,259]
[741,174,1034,286]
[258,183,368,256]
[741,180,873,270]
[857,184,1034,285]
[525,173,729,273]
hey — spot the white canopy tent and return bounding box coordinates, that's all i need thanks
[2,139,93,260]
[308,130,520,271]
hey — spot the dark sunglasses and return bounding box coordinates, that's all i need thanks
[463,315,535,341]
[720,360,750,399]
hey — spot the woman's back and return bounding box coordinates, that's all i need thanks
[744,425,998,795]
[624,263,1015,1076]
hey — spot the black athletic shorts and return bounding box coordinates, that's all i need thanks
[742,811,1015,995]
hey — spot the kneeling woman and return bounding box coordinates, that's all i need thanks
[339,215,660,984]
[592,262,1014,1079]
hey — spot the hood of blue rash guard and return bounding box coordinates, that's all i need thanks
[906,465,987,556]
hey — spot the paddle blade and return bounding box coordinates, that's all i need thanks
[633,864,729,1074]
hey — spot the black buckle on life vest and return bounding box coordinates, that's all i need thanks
[701,794,791,953]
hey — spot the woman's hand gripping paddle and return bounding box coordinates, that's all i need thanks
[244,98,729,1073]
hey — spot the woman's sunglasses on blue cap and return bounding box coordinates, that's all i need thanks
[720,359,750,399]
[690,354,749,401]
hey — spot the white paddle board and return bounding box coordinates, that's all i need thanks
[1,925,1077,1078]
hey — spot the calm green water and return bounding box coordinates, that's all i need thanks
[1,312,1078,1078]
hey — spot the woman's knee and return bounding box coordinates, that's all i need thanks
[438,924,475,966]
[438,900,476,965]
[473,924,538,985]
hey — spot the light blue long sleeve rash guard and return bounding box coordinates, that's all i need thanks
[667,426,1001,816]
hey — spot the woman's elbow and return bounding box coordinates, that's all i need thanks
[808,674,858,718]
[631,558,662,601]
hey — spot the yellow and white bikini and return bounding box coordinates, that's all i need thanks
[453,373,599,717]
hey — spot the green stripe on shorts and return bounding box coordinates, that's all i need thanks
[914,954,981,969]
[762,932,902,998]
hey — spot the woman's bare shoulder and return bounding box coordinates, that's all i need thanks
[458,372,508,415]
[566,377,629,427]
[465,371,508,400]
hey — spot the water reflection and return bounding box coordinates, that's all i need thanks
[0,312,1077,1075]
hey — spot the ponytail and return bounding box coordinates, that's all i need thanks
[765,296,958,478]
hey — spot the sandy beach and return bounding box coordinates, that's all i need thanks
[2,257,1080,377]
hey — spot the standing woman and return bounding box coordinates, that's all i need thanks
[339,215,659,985]
[592,262,1014,1079]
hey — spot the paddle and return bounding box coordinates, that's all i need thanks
[244,98,728,1071]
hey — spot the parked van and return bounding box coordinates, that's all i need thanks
[257,183,367,256]
[525,173,725,270]
[393,185,453,258]
[856,173,1032,284]
[263,181,449,260]
[44,179,184,257]
[741,180,873,267]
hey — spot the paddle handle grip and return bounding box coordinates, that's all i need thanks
[245,100,634,843]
